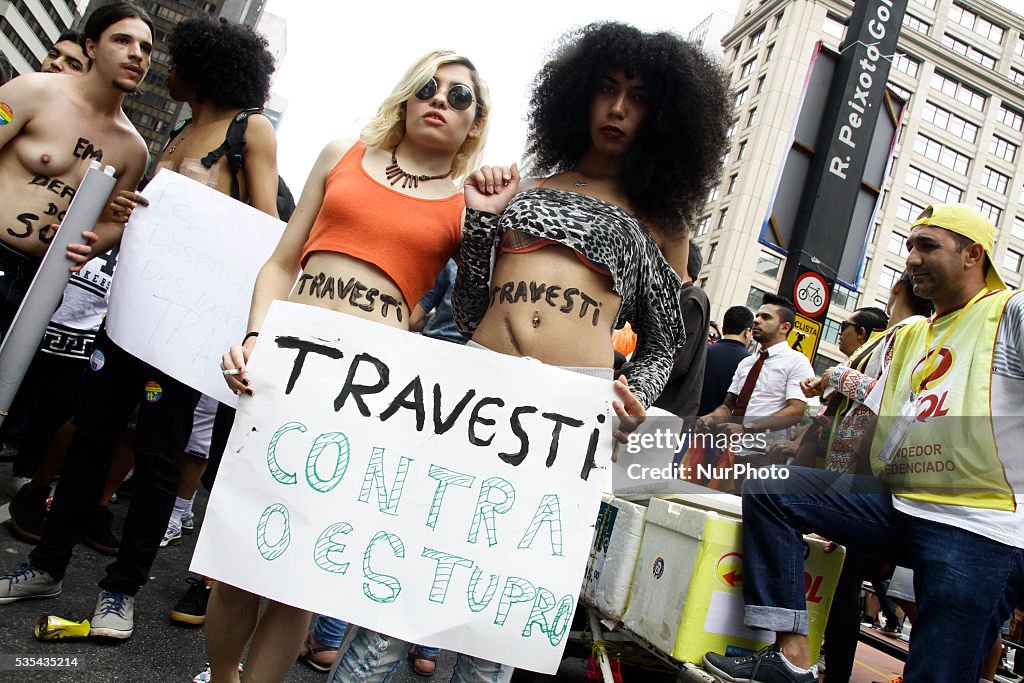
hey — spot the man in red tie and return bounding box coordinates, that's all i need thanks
[696,294,813,474]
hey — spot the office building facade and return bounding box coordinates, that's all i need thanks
[698,0,1024,371]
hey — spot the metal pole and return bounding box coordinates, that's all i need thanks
[0,161,116,426]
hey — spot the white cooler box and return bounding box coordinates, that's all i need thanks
[582,495,647,620]
[622,497,844,663]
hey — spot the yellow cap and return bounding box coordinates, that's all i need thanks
[911,203,1006,290]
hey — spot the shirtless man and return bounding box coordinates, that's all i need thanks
[0,2,151,338]
[41,30,88,74]
[0,13,280,642]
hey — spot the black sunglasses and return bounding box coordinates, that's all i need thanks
[414,78,475,111]
[839,321,861,334]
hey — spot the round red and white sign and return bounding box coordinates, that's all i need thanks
[793,272,829,317]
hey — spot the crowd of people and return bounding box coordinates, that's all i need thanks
[0,3,1020,683]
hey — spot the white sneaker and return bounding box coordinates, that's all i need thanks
[160,519,182,548]
[181,511,195,534]
[90,590,134,639]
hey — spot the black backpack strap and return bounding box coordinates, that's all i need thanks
[164,117,191,153]
[200,108,261,200]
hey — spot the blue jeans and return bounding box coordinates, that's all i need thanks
[312,616,440,659]
[331,628,510,683]
[741,465,1024,683]
[313,615,350,649]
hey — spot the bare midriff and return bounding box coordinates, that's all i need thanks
[472,246,621,368]
[290,251,410,331]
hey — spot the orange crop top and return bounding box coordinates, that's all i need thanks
[301,141,464,309]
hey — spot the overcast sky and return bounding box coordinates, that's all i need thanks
[262,0,742,189]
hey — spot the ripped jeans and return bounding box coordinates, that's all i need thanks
[330,628,512,683]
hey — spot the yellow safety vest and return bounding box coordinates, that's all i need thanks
[873,289,1016,511]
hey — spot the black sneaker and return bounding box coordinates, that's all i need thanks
[84,506,120,557]
[703,645,818,683]
[170,577,211,626]
[9,483,50,544]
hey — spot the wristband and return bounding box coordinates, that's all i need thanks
[243,331,259,344]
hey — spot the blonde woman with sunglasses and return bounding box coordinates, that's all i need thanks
[210,50,489,683]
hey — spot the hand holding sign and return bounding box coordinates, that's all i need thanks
[191,302,616,673]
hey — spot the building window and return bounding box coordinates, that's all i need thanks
[737,140,748,161]
[931,72,986,111]
[746,286,769,311]
[1005,250,1023,273]
[976,198,1002,226]
[981,167,1010,194]
[941,34,996,69]
[892,53,921,78]
[813,353,838,376]
[746,108,757,127]
[896,198,927,223]
[990,136,1019,163]
[756,251,782,279]
[740,58,756,78]
[695,214,711,237]
[823,15,845,41]
[756,75,766,94]
[888,232,909,257]
[1012,216,1024,240]
[903,13,930,35]
[948,3,1004,44]
[734,88,749,107]
[912,135,969,176]
[915,0,936,8]
[822,318,842,346]
[708,242,719,264]
[765,43,776,61]
[726,119,739,139]
[1011,68,1024,87]
[727,174,738,194]
[833,287,858,311]
[879,265,901,291]
[921,101,979,143]
[750,26,766,47]
[774,11,784,30]
[718,208,729,230]
[905,166,964,203]
[1017,33,1024,57]
[888,82,912,101]
[707,185,720,202]
[998,104,1024,132]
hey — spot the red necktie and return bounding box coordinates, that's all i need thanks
[732,350,769,417]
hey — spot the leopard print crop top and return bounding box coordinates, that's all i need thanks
[453,187,685,408]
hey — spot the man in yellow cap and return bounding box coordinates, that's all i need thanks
[702,204,1023,683]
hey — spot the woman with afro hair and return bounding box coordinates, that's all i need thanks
[157,16,278,207]
[455,21,732,418]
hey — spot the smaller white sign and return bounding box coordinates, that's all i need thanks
[105,170,285,405]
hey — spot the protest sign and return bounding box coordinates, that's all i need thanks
[105,170,284,405]
[190,301,616,673]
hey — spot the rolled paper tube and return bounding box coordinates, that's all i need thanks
[0,161,117,426]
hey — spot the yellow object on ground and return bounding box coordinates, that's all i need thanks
[34,615,91,640]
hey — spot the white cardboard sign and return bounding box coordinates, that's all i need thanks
[190,301,615,673]
[105,170,285,405]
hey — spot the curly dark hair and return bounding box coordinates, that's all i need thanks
[168,17,275,109]
[526,22,733,234]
